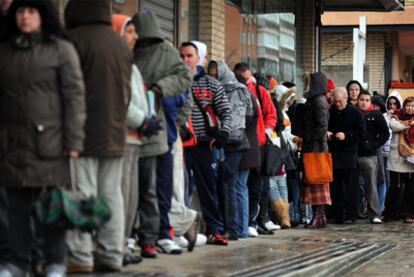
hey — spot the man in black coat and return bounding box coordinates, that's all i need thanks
[328,87,365,224]
[357,90,390,224]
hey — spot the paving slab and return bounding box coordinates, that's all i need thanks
[69,221,414,277]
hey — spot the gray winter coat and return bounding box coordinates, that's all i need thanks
[132,12,192,157]
[0,35,86,188]
[216,61,252,152]
[302,72,329,153]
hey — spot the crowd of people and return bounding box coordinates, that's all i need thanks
[0,0,414,277]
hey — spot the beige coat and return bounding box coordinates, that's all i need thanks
[387,118,414,173]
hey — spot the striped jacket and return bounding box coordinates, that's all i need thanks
[191,69,232,142]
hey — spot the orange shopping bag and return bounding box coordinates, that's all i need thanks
[303,152,333,185]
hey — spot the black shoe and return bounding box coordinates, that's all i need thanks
[257,224,274,235]
[123,254,143,266]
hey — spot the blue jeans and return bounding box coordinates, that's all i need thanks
[218,152,242,238]
[235,170,250,238]
[269,175,288,201]
[378,182,387,213]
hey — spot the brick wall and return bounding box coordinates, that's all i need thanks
[199,0,225,61]
[321,32,386,94]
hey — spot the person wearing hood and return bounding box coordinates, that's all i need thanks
[347,80,364,107]
[267,85,300,229]
[207,60,253,239]
[64,0,132,273]
[356,91,389,224]
[382,91,403,189]
[131,11,192,256]
[327,87,365,224]
[301,72,331,229]
[383,96,414,222]
[0,0,86,276]
[180,41,232,245]
[233,62,277,237]
[112,14,162,266]
[191,40,208,68]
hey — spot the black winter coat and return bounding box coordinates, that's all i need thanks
[328,104,365,169]
[302,72,329,153]
[359,110,389,157]
[0,35,86,188]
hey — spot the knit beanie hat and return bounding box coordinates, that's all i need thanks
[112,14,131,36]
[269,78,278,90]
[327,79,336,91]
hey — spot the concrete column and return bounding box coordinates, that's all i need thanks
[295,0,317,92]
[199,0,225,61]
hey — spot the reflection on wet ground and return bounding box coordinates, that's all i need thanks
[70,222,414,277]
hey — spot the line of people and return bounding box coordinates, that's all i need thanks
[1,1,414,277]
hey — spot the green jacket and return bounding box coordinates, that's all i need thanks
[132,12,192,157]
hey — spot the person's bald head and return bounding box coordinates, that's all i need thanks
[333,87,348,110]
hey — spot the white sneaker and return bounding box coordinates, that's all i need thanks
[248,226,259,237]
[371,217,382,224]
[156,239,182,254]
[174,236,189,248]
[264,220,281,231]
[126,238,136,251]
[195,233,207,246]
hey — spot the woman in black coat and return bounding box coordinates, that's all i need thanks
[0,1,85,276]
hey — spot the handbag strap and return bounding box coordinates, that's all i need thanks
[69,158,79,192]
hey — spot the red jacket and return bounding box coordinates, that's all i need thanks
[246,82,277,146]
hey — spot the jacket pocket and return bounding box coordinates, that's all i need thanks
[35,123,63,159]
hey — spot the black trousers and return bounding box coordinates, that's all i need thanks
[384,172,414,219]
[5,187,66,272]
[331,168,359,222]
[0,187,9,262]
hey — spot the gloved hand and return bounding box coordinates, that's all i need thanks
[137,115,163,138]
[179,123,193,142]
[212,130,229,148]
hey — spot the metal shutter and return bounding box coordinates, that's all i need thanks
[142,0,175,42]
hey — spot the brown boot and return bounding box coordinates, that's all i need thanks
[280,200,291,229]
[271,200,291,229]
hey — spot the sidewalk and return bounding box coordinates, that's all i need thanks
[70,221,414,276]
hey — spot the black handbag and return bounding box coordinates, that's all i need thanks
[262,138,288,176]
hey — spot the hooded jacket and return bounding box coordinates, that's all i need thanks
[111,14,149,146]
[246,81,277,146]
[216,61,252,152]
[383,91,403,157]
[302,72,329,153]
[65,0,132,157]
[0,2,86,187]
[132,12,192,157]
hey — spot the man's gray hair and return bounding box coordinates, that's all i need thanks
[333,87,348,99]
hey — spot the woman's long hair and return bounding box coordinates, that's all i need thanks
[5,0,68,40]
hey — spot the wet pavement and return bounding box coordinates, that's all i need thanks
[70,221,414,277]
